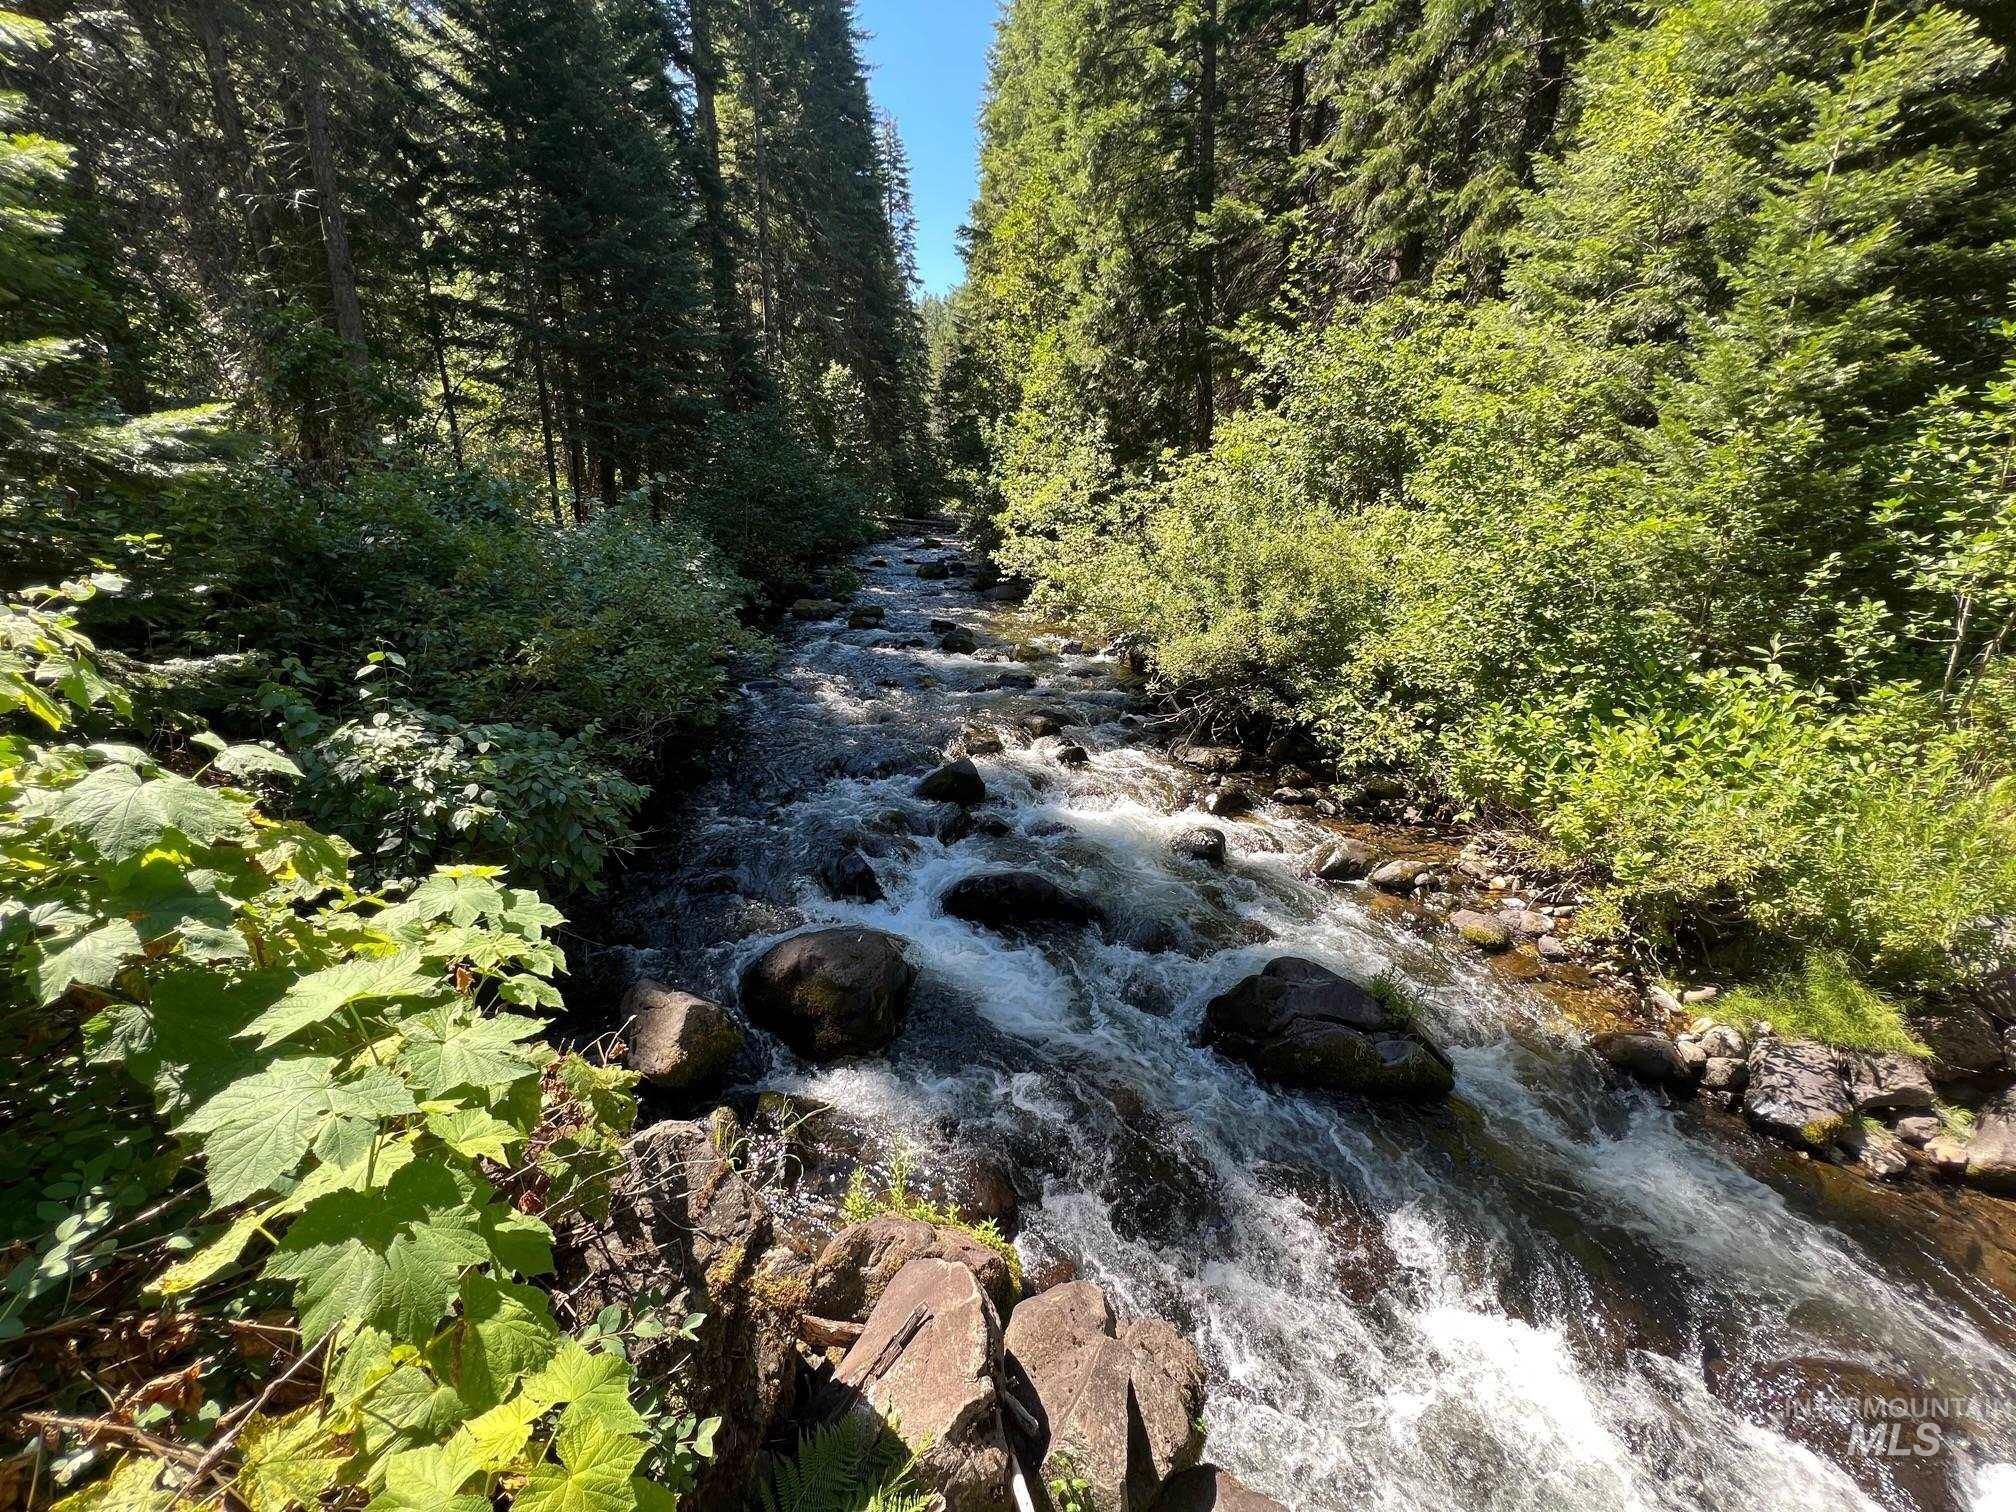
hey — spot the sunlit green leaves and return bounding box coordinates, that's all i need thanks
[241,950,437,1049]
[37,762,253,861]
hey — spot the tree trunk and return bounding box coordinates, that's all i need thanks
[1194,0,1218,447]
[190,0,275,276]
[690,0,754,403]
[745,0,779,369]
[301,73,368,375]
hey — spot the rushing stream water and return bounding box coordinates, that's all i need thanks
[601,532,2016,1512]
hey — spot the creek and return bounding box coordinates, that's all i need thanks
[603,532,2016,1512]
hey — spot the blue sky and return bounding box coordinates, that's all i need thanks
[854,0,998,297]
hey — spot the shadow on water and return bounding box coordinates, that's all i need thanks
[600,535,2016,1512]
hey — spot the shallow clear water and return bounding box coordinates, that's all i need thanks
[605,536,2016,1512]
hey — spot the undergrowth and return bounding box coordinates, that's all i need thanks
[841,1147,1023,1295]
[1720,952,1931,1057]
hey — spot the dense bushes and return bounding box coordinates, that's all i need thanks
[956,0,2016,1006]
[2,585,712,1508]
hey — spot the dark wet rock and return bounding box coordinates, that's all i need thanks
[990,670,1037,690]
[1967,1088,2016,1193]
[946,559,969,576]
[1052,742,1091,766]
[810,1215,1017,1322]
[958,725,1006,757]
[835,1259,1013,1511]
[1004,1281,1205,1512]
[822,848,885,903]
[1845,1052,1935,1115]
[623,980,743,1093]
[848,605,886,629]
[917,757,987,804]
[971,814,1015,839]
[1911,999,2007,1085]
[939,626,980,654]
[1200,785,1251,818]
[1368,858,1430,894]
[1701,1056,1748,1093]
[1449,910,1513,952]
[1307,838,1376,882]
[1744,1038,1852,1150]
[1272,788,1319,807]
[929,616,959,633]
[790,597,840,620]
[741,928,917,1060]
[1840,1120,1909,1180]
[1171,827,1227,866]
[1153,1467,1289,1512]
[1201,956,1454,1099]
[942,870,1103,932]
[1592,1031,1695,1087]
[917,560,951,580]
[562,1118,799,1502]
[983,582,1027,602]
[1177,744,1245,774]
[1019,712,1065,740]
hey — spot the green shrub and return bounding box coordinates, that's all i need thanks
[1721,953,1929,1056]
[275,693,648,894]
[2,583,711,1510]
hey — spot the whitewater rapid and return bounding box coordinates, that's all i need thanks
[609,534,2016,1512]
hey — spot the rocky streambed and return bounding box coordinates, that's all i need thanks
[566,530,2016,1511]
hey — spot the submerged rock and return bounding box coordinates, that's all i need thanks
[1744,1037,1852,1150]
[1307,838,1375,882]
[848,605,886,629]
[917,757,987,804]
[1200,956,1454,1099]
[741,927,917,1060]
[623,980,743,1093]
[1449,910,1513,952]
[836,1259,1014,1511]
[1171,827,1228,866]
[1592,1031,1695,1087]
[1200,785,1251,818]
[942,870,1103,932]
[822,848,885,903]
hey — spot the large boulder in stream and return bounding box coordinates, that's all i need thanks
[1003,1280,1206,1512]
[1591,1031,1695,1087]
[1200,956,1454,1099]
[942,870,1104,932]
[562,1116,801,1503]
[1743,1037,1852,1150]
[622,980,743,1093]
[917,757,987,804]
[741,927,917,1060]
[834,1258,1015,1511]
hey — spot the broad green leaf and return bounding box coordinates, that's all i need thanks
[43,764,252,861]
[177,1056,338,1208]
[213,743,304,781]
[35,917,142,1004]
[426,1106,522,1162]
[235,1405,346,1512]
[514,1416,647,1512]
[401,1008,546,1095]
[427,1274,559,1413]
[241,951,437,1049]
[266,1162,490,1343]
[50,1454,175,1510]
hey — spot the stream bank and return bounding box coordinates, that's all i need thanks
[569,528,2016,1511]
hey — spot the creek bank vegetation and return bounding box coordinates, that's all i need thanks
[930,0,2016,1180]
[2,0,940,1505]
